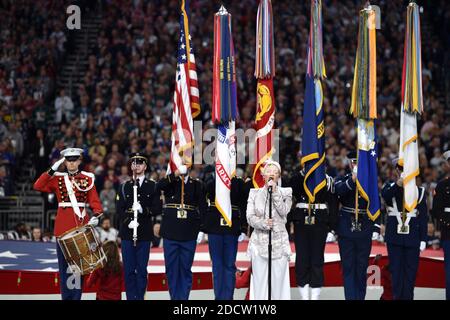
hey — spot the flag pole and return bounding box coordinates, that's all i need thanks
[268,183,272,300]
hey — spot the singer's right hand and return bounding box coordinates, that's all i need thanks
[267,218,273,229]
[267,179,276,189]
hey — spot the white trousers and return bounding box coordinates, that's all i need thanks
[249,253,291,300]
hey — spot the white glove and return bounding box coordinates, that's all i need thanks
[372,232,380,241]
[51,158,65,171]
[352,166,358,175]
[128,219,139,229]
[238,232,247,242]
[420,241,426,252]
[197,231,204,244]
[132,202,143,214]
[179,165,187,175]
[88,216,99,227]
[326,232,336,243]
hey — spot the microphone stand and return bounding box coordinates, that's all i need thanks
[268,182,273,300]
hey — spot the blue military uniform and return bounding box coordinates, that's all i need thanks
[203,174,250,300]
[288,171,338,290]
[381,181,427,300]
[157,172,207,300]
[335,173,381,300]
[116,154,162,300]
[431,176,450,300]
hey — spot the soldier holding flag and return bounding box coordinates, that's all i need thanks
[335,150,381,300]
[289,0,339,301]
[158,0,205,300]
[380,2,427,300]
[381,158,427,300]
[335,4,382,300]
[202,6,250,300]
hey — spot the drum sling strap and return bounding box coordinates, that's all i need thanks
[64,175,86,220]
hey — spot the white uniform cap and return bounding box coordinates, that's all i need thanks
[60,148,84,158]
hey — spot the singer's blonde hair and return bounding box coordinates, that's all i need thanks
[262,160,281,176]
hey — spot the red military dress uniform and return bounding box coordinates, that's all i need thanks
[34,170,103,237]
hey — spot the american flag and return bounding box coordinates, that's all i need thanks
[1,240,442,273]
[168,0,200,174]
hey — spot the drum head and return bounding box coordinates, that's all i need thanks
[59,225,89,240]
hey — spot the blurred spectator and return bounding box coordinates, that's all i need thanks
[118,165,130,184]
[42,229,56,242]
[0,165,12,196]
[426,222,441,250]
[31,227,43,242]
[95,216,119,243]
[6,121,24,159]
[151,222,162,248]
[7,222,31,240]
[100,180,117,219]
[54,89,74,124]
[30,128,51,177]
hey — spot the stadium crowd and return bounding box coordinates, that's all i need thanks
[0,0,448,244]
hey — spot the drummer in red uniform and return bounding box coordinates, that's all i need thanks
[33,147,103,300]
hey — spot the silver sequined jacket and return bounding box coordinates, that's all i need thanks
[246,186,293,260]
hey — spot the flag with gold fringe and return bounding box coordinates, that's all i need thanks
[253,0,276,188]
[301,0,326,203]
[399,1,423,212]
[213,5,238,226]
[350,5,381,221]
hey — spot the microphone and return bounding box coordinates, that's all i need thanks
[268,177,274,193]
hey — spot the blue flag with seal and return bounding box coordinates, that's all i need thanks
[301,75,326,203]
[300,0,326,203]
[356,119,381,221]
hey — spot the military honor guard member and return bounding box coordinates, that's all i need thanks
[247,161,293,300]
[116,152,161,300]
[203,168,250,300]
[431,150,450,300]
[381,158,427,300]
[33,147,103,300]
[289,166,338,300]
[157,165,207,300]
[334,151,381,300]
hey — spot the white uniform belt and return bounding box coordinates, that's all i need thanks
[342,206,367,214]
[445,208,450,213]
[387,207,416,217]
[296,203,327,209]
[58,202,86,208]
